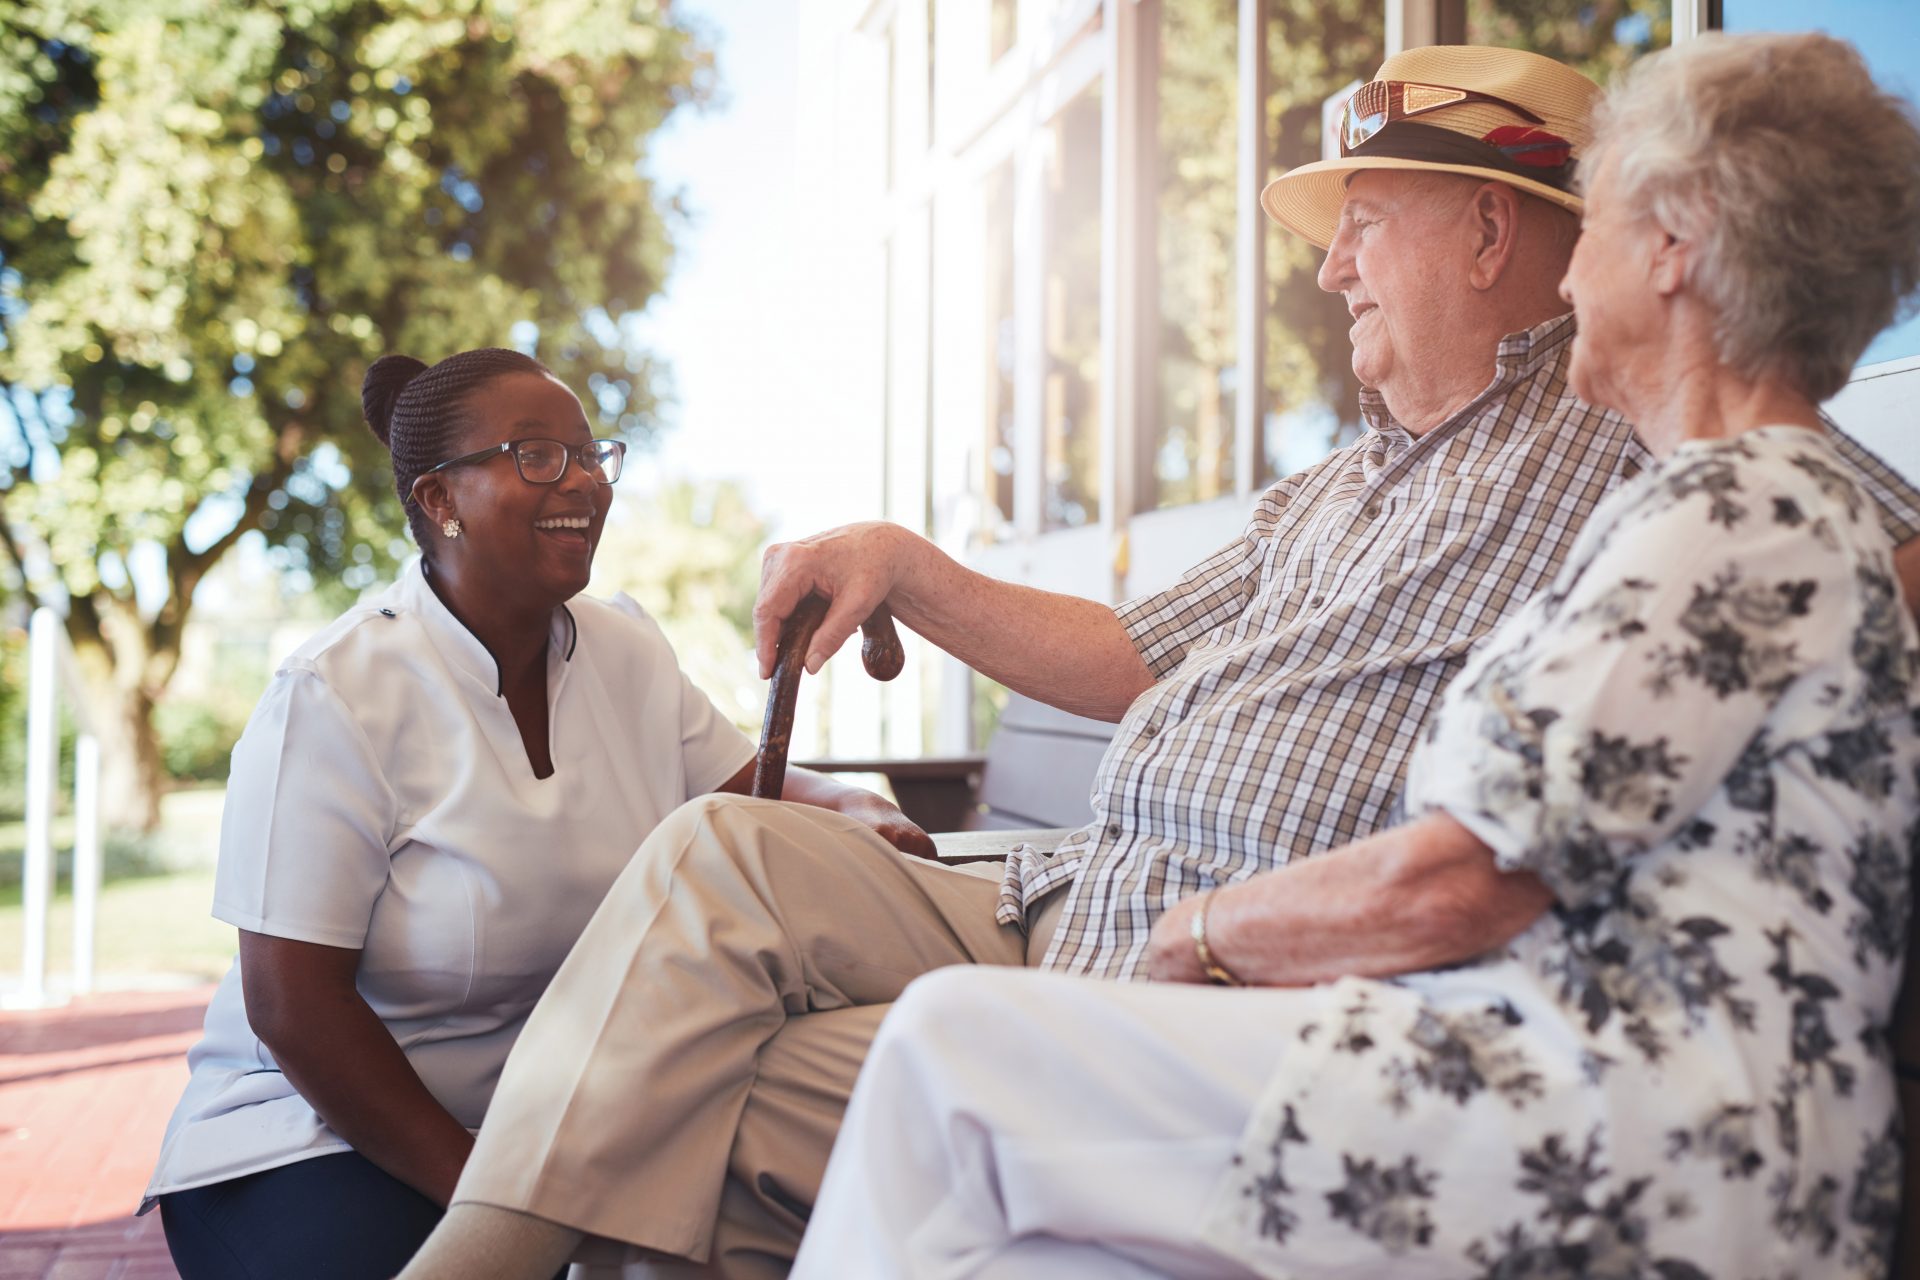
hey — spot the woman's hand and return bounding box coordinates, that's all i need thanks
[1139,815,1552,988]
[715,760,938,859]
[1144,891,1212,984]
[832,789,938,860]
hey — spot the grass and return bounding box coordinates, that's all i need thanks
[0,787,236,989]
[0,868,235,985]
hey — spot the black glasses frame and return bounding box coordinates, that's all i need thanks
[424,437,627,486]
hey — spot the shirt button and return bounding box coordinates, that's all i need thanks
[1141,721,1158,738]
[1105,822,1123,840]
[378,608,396,618]
[1309,595,1325,609]
[1361,500,1382,519]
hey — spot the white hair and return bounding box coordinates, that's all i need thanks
[1584,31,1920,400]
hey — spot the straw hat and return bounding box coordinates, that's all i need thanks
[1261,45,1602,249]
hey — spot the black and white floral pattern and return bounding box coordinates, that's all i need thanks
[1200,430,1920,1278]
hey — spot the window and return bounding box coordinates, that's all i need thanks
[991,0,1018,63]
[1718,0,1920,369]
[1465,0,1670,83]
[1043,79,1103,531]
[1144,0,1239,511]
[982,161,1017,542]
[1259,0,1384,482]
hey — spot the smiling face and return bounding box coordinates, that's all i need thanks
[1558,157,1668,415]
[1317,171,1479,402]
[417,371,612,609]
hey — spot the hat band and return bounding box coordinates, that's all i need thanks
[1342,121,1577,194]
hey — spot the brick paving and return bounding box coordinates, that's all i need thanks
[0,987,212,1280]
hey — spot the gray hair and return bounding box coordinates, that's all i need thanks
[1584,31,1920,401]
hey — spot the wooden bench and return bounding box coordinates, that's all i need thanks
[801,692,1117,855]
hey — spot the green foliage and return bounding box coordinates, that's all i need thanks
[1151,0,1240,507]
[0,0,710,824]
[589,478,770,732]
[3,0,708,591]
[1466,0,1670,86]
[154,696,248,783]
[0,625,26,816]
[1262,0,1384,459]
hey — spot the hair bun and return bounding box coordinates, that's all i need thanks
[361,355,430,448]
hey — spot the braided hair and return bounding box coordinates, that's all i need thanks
[361,347,555,550]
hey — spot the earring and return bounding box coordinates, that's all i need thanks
[442,518,462,539]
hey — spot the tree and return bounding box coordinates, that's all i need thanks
[0,0,709,829]
[588,477,770,735]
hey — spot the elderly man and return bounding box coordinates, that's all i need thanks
[402,44,1920,1280]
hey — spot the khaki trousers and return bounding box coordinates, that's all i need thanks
[454,795,1066,1278]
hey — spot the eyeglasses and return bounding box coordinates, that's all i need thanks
[1340,79,1545,155]
[425,437,627,486]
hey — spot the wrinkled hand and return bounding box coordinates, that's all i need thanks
[837,790,938,861]
[1144,893,1211,984]
[755,522,908,679]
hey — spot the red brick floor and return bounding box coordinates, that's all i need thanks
[0,987,212,1279]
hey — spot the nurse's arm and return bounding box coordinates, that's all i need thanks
[1143,813,1552,985]
[713,759,937,860]
[239,929,475,1205]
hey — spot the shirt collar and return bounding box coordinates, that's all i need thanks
[1356,311,1578,437]
[394,558,576,696]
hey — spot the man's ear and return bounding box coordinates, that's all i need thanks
[411,472,456,526]
[1465,182,1523,291]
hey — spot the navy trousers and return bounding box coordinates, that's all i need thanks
[158,1150,447,1280]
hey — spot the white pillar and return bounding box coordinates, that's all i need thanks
[71,734,101,996]
[1234,0,1268,500]
[19,608,59,1008]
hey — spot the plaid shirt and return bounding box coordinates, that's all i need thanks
[1000,314,1920,979]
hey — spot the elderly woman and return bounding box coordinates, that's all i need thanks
[140,348,929,1279]
[790,32,1920,1279]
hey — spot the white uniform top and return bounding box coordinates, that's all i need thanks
[141,560,756,1208]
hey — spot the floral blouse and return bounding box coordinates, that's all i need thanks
[1198,428,1920,1278]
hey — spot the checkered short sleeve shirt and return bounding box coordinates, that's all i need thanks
[1000,314,1920,980]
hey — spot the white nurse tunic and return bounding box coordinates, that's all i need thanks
[141,559,756,1208]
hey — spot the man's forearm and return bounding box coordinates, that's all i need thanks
[886,529,1154,722]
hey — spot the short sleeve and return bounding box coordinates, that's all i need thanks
[1824,421,1920,546]
[677,667,757,798]
[211,666,398,948]
[1407,454,1858,910]
[1116,477,1302,678]
[603,592,756,799]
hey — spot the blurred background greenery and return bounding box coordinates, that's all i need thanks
[0,0,782,987]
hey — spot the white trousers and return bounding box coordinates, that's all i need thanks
[791,966,1307,1280]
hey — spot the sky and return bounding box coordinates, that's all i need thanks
[621,0,860,541]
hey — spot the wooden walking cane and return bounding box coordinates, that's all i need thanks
[752,592,905,800]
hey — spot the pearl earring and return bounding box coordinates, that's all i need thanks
[442,518,462,539]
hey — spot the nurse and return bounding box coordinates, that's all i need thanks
[141,347,931,1279]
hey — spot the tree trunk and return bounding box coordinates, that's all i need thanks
[90,679,165,833]
[65,599,178,835]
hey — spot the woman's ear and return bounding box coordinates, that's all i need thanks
[1648,227,1689,298]
[411,472,456,526]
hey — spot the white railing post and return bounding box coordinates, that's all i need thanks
[71,733,101,995]
[11,606,103,1008]
[19,608,59,1008]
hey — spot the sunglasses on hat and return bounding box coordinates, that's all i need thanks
[1340,80,1546,155]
